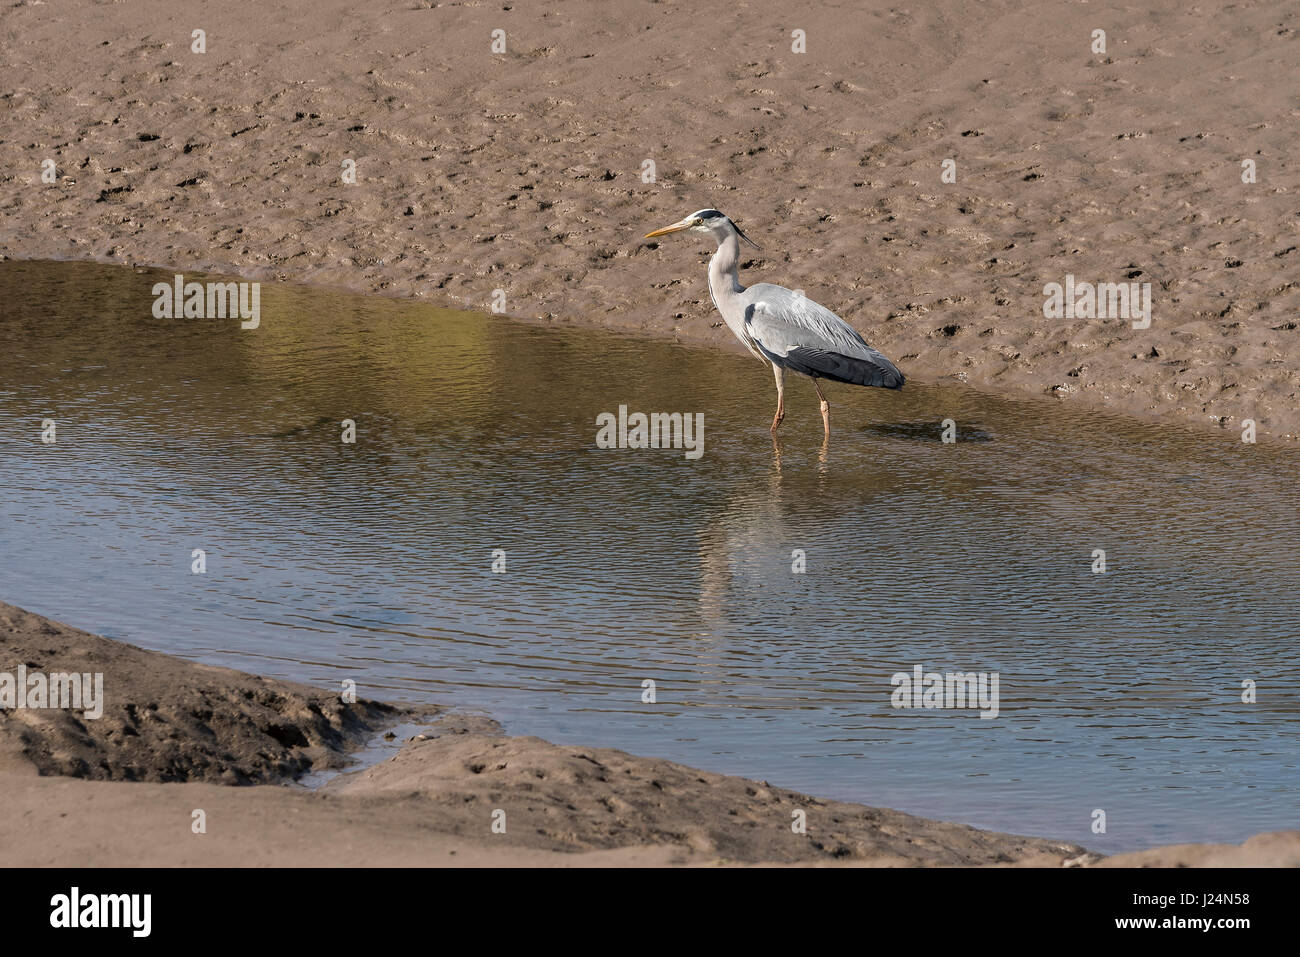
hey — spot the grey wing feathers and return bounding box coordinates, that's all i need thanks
[742,284,904,389]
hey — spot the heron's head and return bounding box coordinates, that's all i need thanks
[645,209,760,249]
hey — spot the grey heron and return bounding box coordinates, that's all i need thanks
[645,209,904,436]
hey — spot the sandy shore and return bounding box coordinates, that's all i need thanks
[1,0,1297,440]
[2,600,1296,867]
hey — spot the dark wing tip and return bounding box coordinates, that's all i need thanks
[782,347,905,389]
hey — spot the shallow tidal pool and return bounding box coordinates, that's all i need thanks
[1,259,1297,852]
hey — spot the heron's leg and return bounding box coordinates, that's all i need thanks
[813,378,831,435]
[770,363,786,433]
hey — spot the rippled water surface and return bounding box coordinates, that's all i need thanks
[1,260,1296,851]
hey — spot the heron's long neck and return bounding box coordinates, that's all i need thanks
[707,231,745,321]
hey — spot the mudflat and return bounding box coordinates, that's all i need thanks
[0,0,1296,438]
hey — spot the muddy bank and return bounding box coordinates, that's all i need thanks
[3,600,1297,866]
[320,722,1094,865]
[0,599,1087,865]
[0,0,1296,440]
[0,601,408,784]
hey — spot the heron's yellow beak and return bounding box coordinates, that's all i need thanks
[645,218,695,239]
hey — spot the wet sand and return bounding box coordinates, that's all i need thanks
[0,0,1297,439]
[2,600,1296,867]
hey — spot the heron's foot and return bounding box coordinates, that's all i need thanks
[819,400,831,435]
[770,411,785,433]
